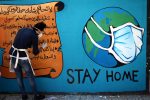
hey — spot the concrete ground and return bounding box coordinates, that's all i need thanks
[0,94,150,100]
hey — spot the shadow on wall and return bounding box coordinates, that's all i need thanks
[147,1,150,66]
[147,5,150,93]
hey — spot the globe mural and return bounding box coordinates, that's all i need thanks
[82,7,144,68]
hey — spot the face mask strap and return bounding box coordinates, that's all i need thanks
[33,27,40,31]
[90,17,112,36]
[109,26,115,50]
[33,27,44,34]
[111,22,144,34]
[89,17,115,51]
[84,27,109,51]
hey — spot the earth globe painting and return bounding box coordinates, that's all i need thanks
[82,7,144,68]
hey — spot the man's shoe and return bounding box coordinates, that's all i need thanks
[22,94,28,100]
[34,94,45,100]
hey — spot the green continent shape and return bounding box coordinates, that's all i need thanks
[86,20,105,54]
[85,35,93,53]
[94,48,99,57]
[99,11,138,31]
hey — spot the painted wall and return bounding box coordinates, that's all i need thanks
[0,0,147,93]
[0,1,64,79]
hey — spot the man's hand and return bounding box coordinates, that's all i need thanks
[0,71,1,77]
[30,42,47,59]
[41,42,47,49]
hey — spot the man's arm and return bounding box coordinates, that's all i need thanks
[32,36,40,55]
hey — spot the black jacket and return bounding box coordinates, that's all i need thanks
[9,28,39,57]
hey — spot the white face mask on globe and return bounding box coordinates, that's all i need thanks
[85,17,144,64]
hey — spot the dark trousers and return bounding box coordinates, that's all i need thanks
[12,58,37,95]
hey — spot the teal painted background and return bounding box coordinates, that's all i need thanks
[0,0,147,93]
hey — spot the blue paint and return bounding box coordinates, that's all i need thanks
[0,48,4,65]
[0,0,147,93]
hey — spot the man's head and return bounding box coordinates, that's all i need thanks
[34,22,47,31]
[33,22,47,38]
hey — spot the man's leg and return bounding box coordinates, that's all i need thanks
[20,60,45,100]
[13,59,26,95]
[20,60,38,94]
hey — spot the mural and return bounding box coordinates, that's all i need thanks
[0,1,64,78]
[0,0,147,93]
[83,7,144,68]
